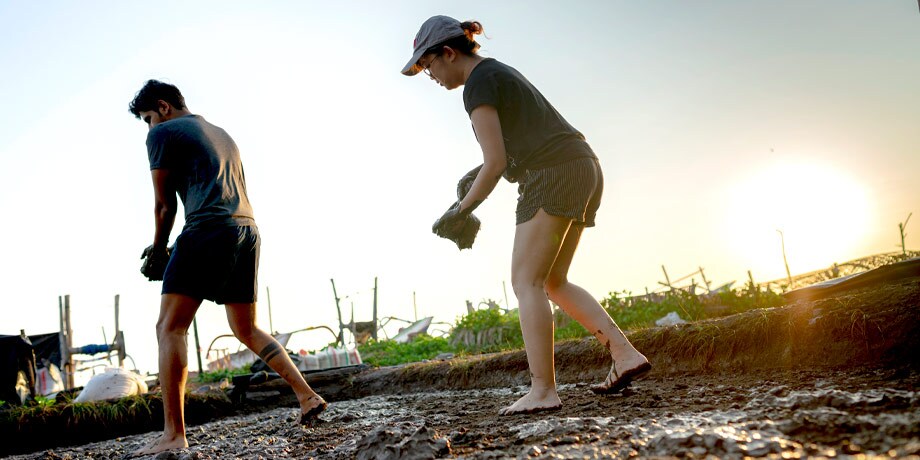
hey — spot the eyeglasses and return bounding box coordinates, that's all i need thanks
[422,55,440,77]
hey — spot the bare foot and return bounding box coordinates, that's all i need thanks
[299,394,327,425]
[128,433,188,458]
[498,389,562,416]
[590,355,651,395]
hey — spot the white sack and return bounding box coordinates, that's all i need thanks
[74,367,148,402]
[35,363,65,396]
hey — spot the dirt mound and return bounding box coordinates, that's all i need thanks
[335,277,919,400]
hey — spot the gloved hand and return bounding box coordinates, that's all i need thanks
[140,245,172,281]
[432,202,480,250]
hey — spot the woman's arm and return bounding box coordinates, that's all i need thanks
[460,104,507,212]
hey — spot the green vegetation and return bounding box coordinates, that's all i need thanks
[358,335,454,367]
[196,366,252,383]
[601,285,786,329]
[2,394,154,425]
[33,395,55,409]
[358,285,787,367]
[1,391,234,453]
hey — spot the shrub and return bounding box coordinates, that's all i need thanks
[357,335,454,367]
[197,366,252,383]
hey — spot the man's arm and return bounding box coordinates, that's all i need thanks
[151,168,177,250]
[460,105,507,212]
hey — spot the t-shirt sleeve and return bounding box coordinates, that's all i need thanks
[146,126,172,170]
[463,71,501,116]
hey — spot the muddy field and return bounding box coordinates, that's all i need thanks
[11,366,919,459]
[8,275,920,459]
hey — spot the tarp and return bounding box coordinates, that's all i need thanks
[0,334,36,405]
[784,257,920,302]
[391,317,433,344]
[28,332,61,369]
[0,332,64,404]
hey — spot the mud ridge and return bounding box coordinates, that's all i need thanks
[335,277,920,400]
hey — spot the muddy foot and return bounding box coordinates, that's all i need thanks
[299,395,327,425]
[127,433,188,458]
[591,359,652,395]
[498,390,562,416]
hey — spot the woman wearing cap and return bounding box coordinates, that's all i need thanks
[402,16,651,415]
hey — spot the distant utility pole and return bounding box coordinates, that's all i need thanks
[898,213,912,256]
[777,229,793,288]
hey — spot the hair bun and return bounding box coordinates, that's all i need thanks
[461,20,484,37]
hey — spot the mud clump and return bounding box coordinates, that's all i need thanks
[355,423,450,460]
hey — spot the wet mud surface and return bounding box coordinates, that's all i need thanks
[14,367,920,459]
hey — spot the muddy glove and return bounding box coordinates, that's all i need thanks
[432,202,481,250]
[140,245,172,281]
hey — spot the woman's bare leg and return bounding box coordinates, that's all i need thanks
[500,209,572,415]
[544,225,649,392]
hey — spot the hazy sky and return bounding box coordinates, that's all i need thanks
[1,1,917,380]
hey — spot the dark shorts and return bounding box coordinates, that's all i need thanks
[162,224,260,305]
[516,157,604,227]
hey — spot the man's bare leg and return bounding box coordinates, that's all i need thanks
[544,225,650,393]
[132,293,202,456]
[226,302,326,422]
[499,210,571,415]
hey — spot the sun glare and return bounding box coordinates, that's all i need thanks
[726,160,872,278]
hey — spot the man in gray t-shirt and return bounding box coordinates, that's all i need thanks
[128,80,326,457]
[146,112,255,230]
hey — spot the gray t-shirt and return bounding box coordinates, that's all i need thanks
[146,114,254,230]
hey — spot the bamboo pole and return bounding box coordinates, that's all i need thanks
[114,294,124,368]
[57,296,67,389]
[64,295,74,390]
[899,213,912,257]
[372,277,378,341]
[266,286,274,334]
[330,279,344,346]
[192,319,203,375]
[777,229,793,288]
[661,265,673,292]
[699,267,711,291]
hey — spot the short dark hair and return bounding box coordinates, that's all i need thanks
[128,80,186,119]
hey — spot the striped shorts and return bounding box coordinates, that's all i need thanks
[516,156,604,227]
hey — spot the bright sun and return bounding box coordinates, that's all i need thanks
[726,159,872,278]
